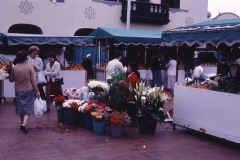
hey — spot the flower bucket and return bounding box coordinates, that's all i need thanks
[93,121,106,135]
[138,116,158,134]
[57,109,65,122]
[84,112,93,129]
[110,123,124,138]
[64,108,81,126]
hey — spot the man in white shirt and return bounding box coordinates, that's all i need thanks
[164,55,177,95]
[106,51,125,83]
[192,62,206,82]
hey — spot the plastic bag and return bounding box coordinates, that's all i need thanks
[63,88,73,99]
[37,71,47,84]
[34,98,46,117]
[146,69,153,80]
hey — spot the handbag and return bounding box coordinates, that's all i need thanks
[55,78,64,85]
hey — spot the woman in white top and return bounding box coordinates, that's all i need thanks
[164,54,177,95]
[28,46,45,100]
[45,52,63,113]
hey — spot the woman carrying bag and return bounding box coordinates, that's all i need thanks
[45,52,63,113]
[28,46,46,100]
[9,50,40,133]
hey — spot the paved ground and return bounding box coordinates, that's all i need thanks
[0,99,239,160]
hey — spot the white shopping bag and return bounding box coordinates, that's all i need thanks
[146,69,153,80]
[34,98,46,117]
[37,71,47,84]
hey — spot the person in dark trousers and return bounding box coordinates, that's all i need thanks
[150,52,162,87]
[81,54,93,80]
[28,46,46,100]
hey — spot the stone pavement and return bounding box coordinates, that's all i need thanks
[0,99,239,160]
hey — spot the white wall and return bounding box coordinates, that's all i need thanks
[0,0,209,35]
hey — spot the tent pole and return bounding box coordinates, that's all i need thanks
[126,0,131,29]
[176,46,179,83]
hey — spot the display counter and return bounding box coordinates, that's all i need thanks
[95,68,106,82]
[173,85,240,143]
[203,66,217,74]
[3,70,87,98]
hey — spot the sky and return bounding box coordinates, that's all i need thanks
[208,0,240,18]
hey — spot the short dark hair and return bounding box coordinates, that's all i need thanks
[15,50,28,63]
[113,50,122,59]
[48,52,56,59]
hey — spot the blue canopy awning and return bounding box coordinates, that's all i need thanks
[161,18,240,47]
[1,33,94,46]
[88,27,162,46]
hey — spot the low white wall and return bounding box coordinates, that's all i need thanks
[173,85,240,143]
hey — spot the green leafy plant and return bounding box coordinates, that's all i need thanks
[102,70,129,111]
[129,82,171,121]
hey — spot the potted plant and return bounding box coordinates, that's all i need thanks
[88,80,109,103]
[106,110,131,138]
[129,82,172,134]
[63,99,87,126]
[91,104,106,135]
[52,96,66,122]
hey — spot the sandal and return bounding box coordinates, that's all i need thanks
[20,123,24,131]
[20,124,28,133]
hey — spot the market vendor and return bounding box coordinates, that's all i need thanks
[106,51,125,84]
[120,62,140,123]
[192,62,206,82]
[81,54,93,80]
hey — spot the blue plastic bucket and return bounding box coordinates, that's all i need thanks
[93,121,106,135]
[84,112,93,129]
[110,123,124,138]
[64,108,81,126]
[57,109,65,122]
[138,116,157,134]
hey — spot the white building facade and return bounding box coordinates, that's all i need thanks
[0,0,209,36]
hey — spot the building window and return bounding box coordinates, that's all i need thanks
[55,0,64,2]
[103,0,123,2]
[161,0,180,9]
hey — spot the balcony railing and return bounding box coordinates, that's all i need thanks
[121,1,170,25]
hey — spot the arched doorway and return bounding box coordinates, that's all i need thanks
[8,24,43,34]
[74,28,94,36]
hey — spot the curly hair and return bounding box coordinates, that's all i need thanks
[28,46,39,54]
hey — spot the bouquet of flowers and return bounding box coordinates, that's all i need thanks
[90,101,106,122]
[88,80,109,92]
[106,110,131,125]
[129,82,172,121]
[0,61,12,80]
[63,99,87,110]
[52,96,65,110]
[78,99,98,113]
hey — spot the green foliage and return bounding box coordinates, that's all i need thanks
[102,71,129,111]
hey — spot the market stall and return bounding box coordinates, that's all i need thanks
[88,27,162,82]
[161,18,240,143]
[0,33,93,99]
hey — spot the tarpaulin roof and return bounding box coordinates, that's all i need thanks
[161,18,240,47]
[1,33,94,46]
[88,27,162,46]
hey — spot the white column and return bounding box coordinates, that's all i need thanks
[126,0,131,29]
